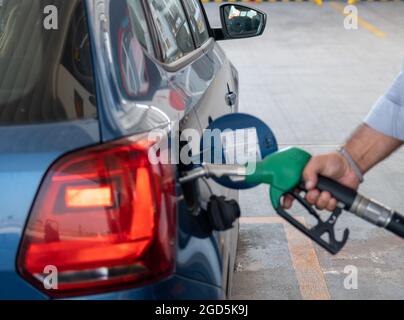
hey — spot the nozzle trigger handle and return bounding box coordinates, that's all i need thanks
[275,189,349,254]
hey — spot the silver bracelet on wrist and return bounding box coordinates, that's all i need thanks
[338,147,364,183]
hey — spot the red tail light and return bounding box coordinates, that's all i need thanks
[17,135,176,297]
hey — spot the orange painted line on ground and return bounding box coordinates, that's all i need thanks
[240,216,331,300]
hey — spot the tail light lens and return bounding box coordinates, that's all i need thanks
[17,135,176,297]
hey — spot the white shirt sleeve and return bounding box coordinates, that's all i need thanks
[365,71,404,140]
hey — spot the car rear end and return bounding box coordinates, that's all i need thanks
[0,0,232,300]
[0,0,175,299]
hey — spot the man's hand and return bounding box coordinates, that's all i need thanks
[282,124,403,212]
[282,152,360,211]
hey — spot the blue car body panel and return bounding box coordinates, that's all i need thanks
[72,275,224,300]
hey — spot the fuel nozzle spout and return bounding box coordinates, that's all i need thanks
[179,163,248,184]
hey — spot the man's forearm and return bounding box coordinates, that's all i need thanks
[344,124,403,174]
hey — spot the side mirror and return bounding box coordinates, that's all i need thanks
[216,4,267,41]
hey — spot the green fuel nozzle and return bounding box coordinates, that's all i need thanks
[180,147,404,255]
[244,147,311,210]
[241,147,349,254]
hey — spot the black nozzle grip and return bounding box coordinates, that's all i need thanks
[386,212,404,238]
[315,176,357,210]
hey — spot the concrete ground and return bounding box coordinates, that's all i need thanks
[204,2,404,299]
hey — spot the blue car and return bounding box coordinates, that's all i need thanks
[0,0,266,299]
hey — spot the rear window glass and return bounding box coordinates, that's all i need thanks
[0,0,97,126]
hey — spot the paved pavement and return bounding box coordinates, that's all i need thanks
[204,2,404,299]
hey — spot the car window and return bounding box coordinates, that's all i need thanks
[0,0,97,125]
[182,0,209,47]
[148,0,195,64]
[109,0,155,99]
